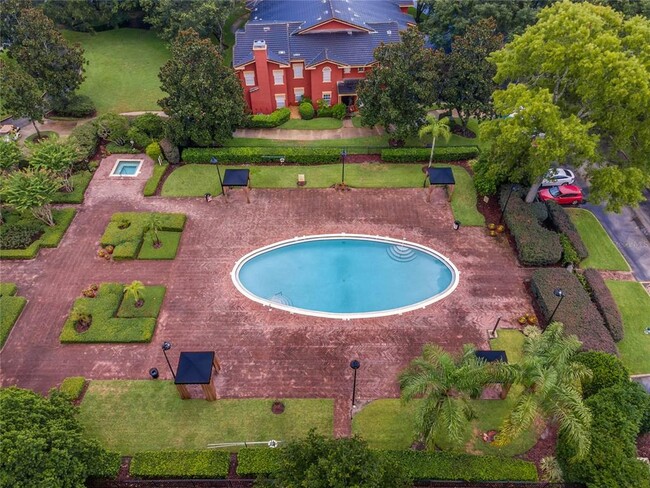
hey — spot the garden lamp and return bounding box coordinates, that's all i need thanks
[161,341,176,380]
[350,359,360,407]
[547,288,565,326]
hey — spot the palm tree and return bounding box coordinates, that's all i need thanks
[418,115,452,169]
[123,280,146,307]
[146,214,163,247]
[399,343,503,447]
[493,323,592,460]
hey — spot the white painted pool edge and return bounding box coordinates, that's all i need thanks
[109,159,144,178]
[231,233,460,320]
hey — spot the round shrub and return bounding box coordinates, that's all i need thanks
[331,103,346,120]
[132,113,165,139]
[95,113,129,145]
[69,120,99,162]
[575,351,629,397]
[52,94,96,118]
[126,127,152,150]
[145,142,163,162]
[299,102,315,120]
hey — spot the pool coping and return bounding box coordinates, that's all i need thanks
[109,158,144,178]
[231,233,460,320]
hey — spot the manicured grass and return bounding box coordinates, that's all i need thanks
[161,165,222,197]
[489,329,525,364]
[100,212,185,260]
[78,380,334,454]
[143,162,169,197]
[52,171,93,204]
[606,280,650,374]
[0,209,77,260]
[351,115,365,128]
[0,283,27,348]
[63,29,169,114]
[278,118,343,129]
[59,283,165,343]
[567,209,630,271]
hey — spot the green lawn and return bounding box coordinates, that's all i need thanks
[0,283,27,348]
[606,280,650,374]
[63,29,169,114]
[161,163,484,226]
[567,209,630,271]
[79,380,333,454]
[489,329,525,364]
[278,118,343,130]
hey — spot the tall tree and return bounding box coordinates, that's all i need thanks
[494,323,593,461]
[358,28,438,146]
[159,28,246,146]
[418,115,451,168]
[9,8,85,105]
[0,59,47,138]
[489,0,650,211]
[28,136,79,192]
[437,18,503,131]
[399,344,501,447]
[2,169,62,226]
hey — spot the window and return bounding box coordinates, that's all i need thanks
[322,66,331,83]
[343,66,351,74]
[244,71,255,86]
[292,63,303,79]
[322,92,331,106]
[294,87,305,103]
[357,67,365,73]
[275,94,286,109]
[273,70,284,85]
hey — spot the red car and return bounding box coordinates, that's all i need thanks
[538,184,584,205]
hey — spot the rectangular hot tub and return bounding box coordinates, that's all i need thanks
[111,160,143,177]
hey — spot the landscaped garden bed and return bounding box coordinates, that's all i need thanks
[0,283,27,348]
[0,209,77,260]
[59,283,166,343]
[52,171,94,204]
[99,212,186,260]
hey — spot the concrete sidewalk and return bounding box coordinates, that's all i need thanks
[234,123,384,141]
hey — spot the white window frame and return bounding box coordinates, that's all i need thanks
[275,93,286,109]
[357,67,365,73]
[294,87,305,103]
[292,63,304,79]
[244,71,255,87]
[322,92,332,106]
[322,66,332,83]
[273,70,284,85]
[343,66,351,74]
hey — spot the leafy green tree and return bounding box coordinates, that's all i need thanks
[437,18,503,130]
[0,386,110,487]
[418,116,451,168]
[269,430,410,488]
[42,0,136,32]
[123,280,145,306]
[3,168,62,226]
[0,59,47,138]
[490,0,650,211]
[9,7,85,105]
[95,112,130,145]
[28,136,78,192]
[159,28,246,146]
[494,323,592,460]
[0,141,24,173]
[399,344,500,447]
[0,0,31,46]
[574,351,630,398]
[358,28,438,145]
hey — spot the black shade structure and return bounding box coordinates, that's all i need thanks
[222,169,251,203]
[424,167,456,202]
[174,351,221,401]
[474,350,508,363]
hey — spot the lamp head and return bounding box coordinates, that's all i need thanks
[350,359,360,370]
[210,157,218,165]
[553,288,565,298]
[162,341,172,351]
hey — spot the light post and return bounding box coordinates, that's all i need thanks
[490,316,502,338]
[547,288,565,326]
[338,149,348,190]
[210,157,224,197]
[350,359,360,407]
[499,185,519,224]
[162,341,176,380]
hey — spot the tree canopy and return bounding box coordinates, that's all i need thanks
[2,168,62,226]
[158,28,246,146]
[0,59,47,137]
[28,136,78,192]
[42,0,137,32]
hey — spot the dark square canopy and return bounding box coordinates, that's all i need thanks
[428,167,455,186]
[223,169,250,187]
[475,350,508,363]
[175,351,215,385]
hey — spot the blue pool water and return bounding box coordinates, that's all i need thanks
[112,160,141,176]
[234,236,458,318]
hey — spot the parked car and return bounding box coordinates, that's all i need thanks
[541,167,575,187]
[538,184,584,206]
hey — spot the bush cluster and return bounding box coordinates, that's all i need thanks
[182,147,341,164]
[69,120,99,162]
[0,209,76,260]
[299,102,315,120]
[52,94,96,118]
[105,143,139,155]
[381,146,480,162]
[236,448,282,477]
[88,450,121,479]
[530,268,617,353]
[145,142,163,162]
[131,113,165,140]
[95,113,130,145]
[560,234,580,266]
[0,221,44,250]
[248,108,291,128]
[545,201,588,260]
[582,269,624,341]
[130,450,230,478]
[59,376,86,401]
[159,139,180,164]
[317,101,346,119]
[575,351,629,398]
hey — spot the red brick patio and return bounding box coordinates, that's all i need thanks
[0,155,532,435]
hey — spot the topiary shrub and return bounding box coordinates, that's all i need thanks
[299,102,315,120]
[145,142,163,163]
[159,139,180,164]
[248,108,291,128]
[560,234,580,266]
[59,376,86,401]
[68,120,99,162]
[546,201,588,260]
[52,94,96,118]
[582,269,624,341]
[575,351,629,397]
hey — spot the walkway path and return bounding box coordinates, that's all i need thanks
[233,124,384,140]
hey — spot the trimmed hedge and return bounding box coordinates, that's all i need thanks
[0,283,18,296]
[52,171,93,204]
[0,209,76,260]
[582,269,624,341]
[546,201,588,260]
[182,147,340,164]
[130,450,230,478]
[88,450,122,479]
[299,102,314,120]
[143,162,169,197]
[59,376,86,401]
[52,94,96,118]
[69,120,99,162]
[530,268,617,354]
[236,449,282,477]
[106,142,139,155]
[248,108,291,128]
[381,146,480,162]
[575,351,629,398]
[0,286,26,348]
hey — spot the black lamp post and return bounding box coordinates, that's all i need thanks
[350,359,360,407]
[547,288,565,326]
[499,185,519,224]
[340,149,348,189]
[162,341,176,380]
[490,316,502,338]
[210,157,223,196]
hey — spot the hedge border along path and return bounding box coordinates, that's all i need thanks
[582,269,623,342]
[0,283,27,348]
[0,209,77,260]
[130,450,231,479]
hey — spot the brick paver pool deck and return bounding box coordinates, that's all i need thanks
[0,155,532,435]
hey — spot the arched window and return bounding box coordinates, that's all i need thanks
[322,67,331,83]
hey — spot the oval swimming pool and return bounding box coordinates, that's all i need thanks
[231,234,459,319]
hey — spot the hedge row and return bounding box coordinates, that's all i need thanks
[530,268,617,354]
[182,147,341,164]
[582,269,624,341]
[546,201,589,260]
[0,288,26,348]
[236,449,282,477]
[59,376,86,401]
[88,450,122,479]
[130,450,230,478]
[248,108,291,128]
[143,162,169,197]
[381,146,480,162]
